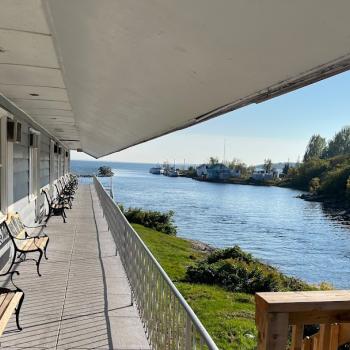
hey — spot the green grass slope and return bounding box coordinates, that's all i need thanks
[132,224,257,350]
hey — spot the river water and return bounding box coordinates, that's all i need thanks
[72,160,350,288]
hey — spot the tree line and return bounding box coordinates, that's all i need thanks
[303,126,350,161]
[286,126,350,202]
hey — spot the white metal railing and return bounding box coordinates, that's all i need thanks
[93,177,219,350]
[77,175,94,185]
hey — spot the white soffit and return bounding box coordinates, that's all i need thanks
[0,0,81,149]
[1,0,350,156]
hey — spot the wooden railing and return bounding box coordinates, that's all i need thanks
[255,290,350,350]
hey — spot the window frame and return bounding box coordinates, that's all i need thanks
[29,130,40,201]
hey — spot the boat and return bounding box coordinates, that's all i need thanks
[164,167,179,177]
[149,166,163,175]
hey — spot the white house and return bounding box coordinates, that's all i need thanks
[251,168,280,181]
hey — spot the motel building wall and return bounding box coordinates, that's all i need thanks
[0,105,70,227]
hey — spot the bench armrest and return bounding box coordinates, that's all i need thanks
[25,232,46,239]
[24,223,47,229]
[0,271,22,291]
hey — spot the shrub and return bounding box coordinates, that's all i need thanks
[318,165,350,200]
[206,246,254,264]
[186,247,312,294]
[119,206,177,235]
[284,154,350,202]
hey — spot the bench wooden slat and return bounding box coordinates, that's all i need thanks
[0,293,15,319]
[0,294,8,312]
[26,237,48,251]
[0,292,23,337]
[18,239,33,251]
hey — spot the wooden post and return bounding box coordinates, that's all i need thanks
[257,312,289,350]
[291,324,304,350]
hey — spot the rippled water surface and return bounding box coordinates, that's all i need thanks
[72,160,350,288]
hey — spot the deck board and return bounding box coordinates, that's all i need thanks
[0,184,150,349]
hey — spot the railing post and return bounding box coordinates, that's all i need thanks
[256,312,289,350]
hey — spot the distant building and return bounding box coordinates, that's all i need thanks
[251,168,280,181]
[196,164,208,177]
[230,169,241,178]
[207,163,232,180]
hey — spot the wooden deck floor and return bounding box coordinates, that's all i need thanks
[0,185,150,349]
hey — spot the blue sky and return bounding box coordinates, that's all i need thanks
[72,71,350,165]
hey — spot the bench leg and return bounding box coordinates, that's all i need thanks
[61,210,66,223]
[15,252,26,263]
[44,237,49,260]
[36,249,43,277]
[15,293,24,331]
[45,208,52,223]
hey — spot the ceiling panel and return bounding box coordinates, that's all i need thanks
[0,65,65,88]
[0,29,59,67]
[11,99,71,110]
[0,0,50,34]
[0,85,68,101]
[28,109,74,117]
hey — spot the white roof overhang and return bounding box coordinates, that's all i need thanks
[1,0,350,157]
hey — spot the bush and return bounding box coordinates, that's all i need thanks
[285,155,350,203]
[186,246,312,294]
[318,164,350,200]
[119,206,177,235]
[206,246,254,264]
[97,166,114,177]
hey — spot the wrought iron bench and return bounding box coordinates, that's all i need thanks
[54,182,73,209]
[61,174,78,196]
[42,188,69,223]
[0,215,24,336]
[5,213,49,277]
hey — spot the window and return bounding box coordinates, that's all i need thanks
[29,131,39,199]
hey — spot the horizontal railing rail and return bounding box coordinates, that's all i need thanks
[76,175,94,185]
[93,176,219,350]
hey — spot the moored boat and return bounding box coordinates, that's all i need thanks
[149,166,163,174]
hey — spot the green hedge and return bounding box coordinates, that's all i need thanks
[119,205,177,235]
